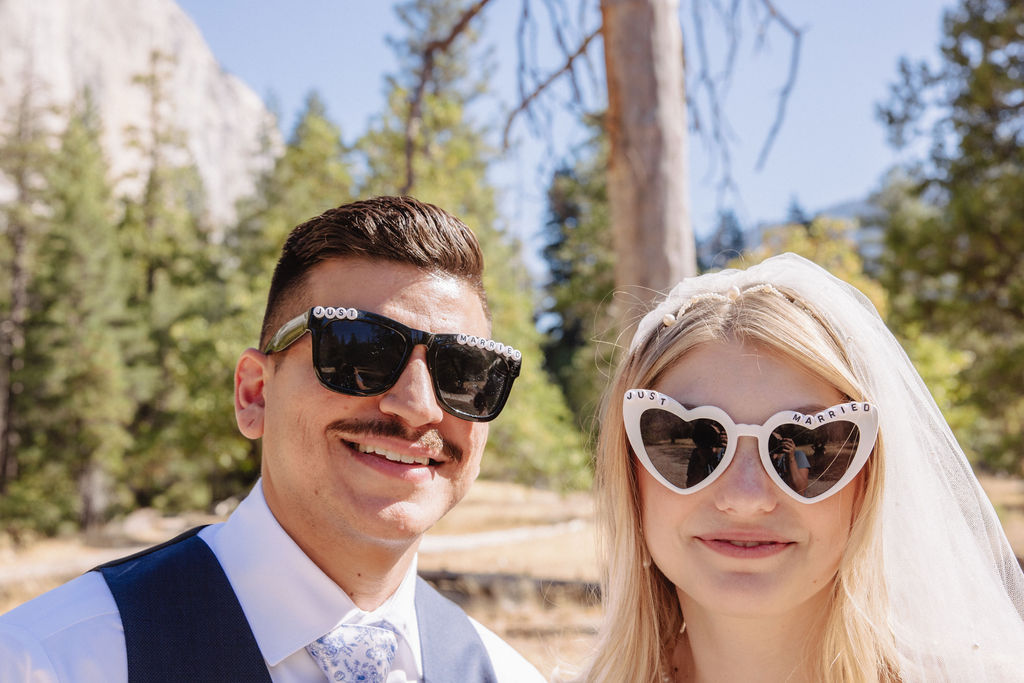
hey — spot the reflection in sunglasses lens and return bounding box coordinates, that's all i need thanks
[639,411,727,489]
[435,343,508,417]
[774,423,860,498]
[320,320,406,393]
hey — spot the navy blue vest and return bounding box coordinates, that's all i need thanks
[97,527,498,682]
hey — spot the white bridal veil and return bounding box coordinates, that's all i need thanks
[632,253,1024,681]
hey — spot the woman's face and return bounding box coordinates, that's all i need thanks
[638,339,861,620]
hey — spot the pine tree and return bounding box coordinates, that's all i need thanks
[117,52,251,510]
[786,195,812,228]
[231,92,354,290]
[877,0,1024,470]
[9,97,135,531]
[701,210,746,271]
[540,123,616,437]
[357,0,589,488]
[0,83,53,504]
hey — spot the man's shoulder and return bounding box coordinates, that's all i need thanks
[0,572,126,682]
[466,616,547,682]
[1,571,117,636]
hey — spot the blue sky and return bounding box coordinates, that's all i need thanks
[176,0,953,252]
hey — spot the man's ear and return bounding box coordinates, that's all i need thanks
[235,348,269,439]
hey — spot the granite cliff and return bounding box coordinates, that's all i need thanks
[0,0,281,225]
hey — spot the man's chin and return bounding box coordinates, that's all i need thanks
[360,500,452,544]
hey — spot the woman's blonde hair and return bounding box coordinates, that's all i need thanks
[573,286,900,683]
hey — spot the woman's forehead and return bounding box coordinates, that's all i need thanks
[653,341,843,425]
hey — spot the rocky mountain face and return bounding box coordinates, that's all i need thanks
[0,0,281,226]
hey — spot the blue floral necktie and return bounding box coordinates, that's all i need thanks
[306,622,399,683]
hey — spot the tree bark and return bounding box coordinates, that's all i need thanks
[601,0,695,320]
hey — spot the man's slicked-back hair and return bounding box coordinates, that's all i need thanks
[259,196,487,348]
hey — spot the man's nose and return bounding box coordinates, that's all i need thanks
[377,346,445,427]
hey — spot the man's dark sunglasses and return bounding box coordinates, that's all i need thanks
[262,306,522,422]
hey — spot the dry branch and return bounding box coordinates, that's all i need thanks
[753,0,802,169]
[401,0,493,194]
[502,25,602,150]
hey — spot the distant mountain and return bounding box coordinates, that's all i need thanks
[0,0,281,226]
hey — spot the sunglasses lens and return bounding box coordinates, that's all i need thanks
[433,342,512,419]
[316,320,407,394]
[638,409,729,489]
[768,422,861,498]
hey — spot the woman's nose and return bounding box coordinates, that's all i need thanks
[712,436,779,515]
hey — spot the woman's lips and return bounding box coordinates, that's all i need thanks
[696,535,795,559]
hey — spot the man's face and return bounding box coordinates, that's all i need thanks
[235,257,491,561]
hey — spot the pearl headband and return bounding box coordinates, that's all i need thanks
[658,283,787,327]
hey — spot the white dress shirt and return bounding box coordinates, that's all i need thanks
[0,482,545,682]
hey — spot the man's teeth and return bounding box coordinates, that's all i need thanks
[726,540,775,547]
[356,443,432,465]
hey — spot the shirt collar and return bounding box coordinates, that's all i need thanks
[202,481,422,671]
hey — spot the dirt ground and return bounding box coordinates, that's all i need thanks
[1,475,1022,678]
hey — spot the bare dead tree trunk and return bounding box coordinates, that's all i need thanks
[601,0,695,318]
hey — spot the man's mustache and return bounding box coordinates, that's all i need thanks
[326,418,463,463]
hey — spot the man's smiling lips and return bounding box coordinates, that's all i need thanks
[350,441,440,466]
[326,417,462,464]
